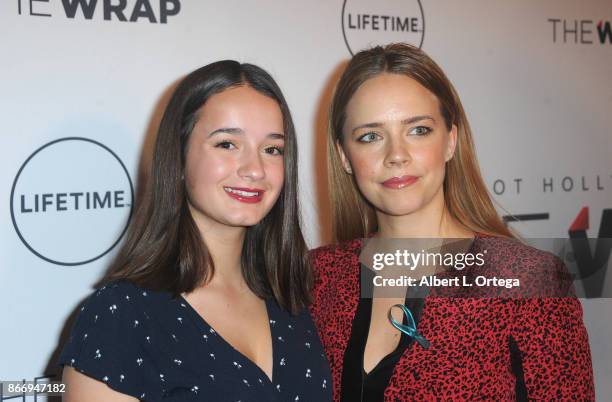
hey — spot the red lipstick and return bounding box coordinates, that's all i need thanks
[382,175,419,189]
[223,186,265,203]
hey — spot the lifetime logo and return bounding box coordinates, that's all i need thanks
[19,190,128,213]
[342,0,425,55]
[16,0,181,24]
[548,18,612,44]
[10,137,134,266]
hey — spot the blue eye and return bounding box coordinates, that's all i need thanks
[357,132,381,143]
[265,146,284,156]
[409,126,432,136]
[215,141,236,149]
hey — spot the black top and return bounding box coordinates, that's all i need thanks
[340,265,427,402]
[59,280,332,402]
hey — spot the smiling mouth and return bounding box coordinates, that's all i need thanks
[382,175,419,189]
[223,186,265,203]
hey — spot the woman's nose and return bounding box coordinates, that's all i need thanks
[237,150,265,180]
[384,137,411,167]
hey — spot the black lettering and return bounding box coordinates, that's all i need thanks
[363,14,370,29]
[562,176,573,191]
[372,14,379,30]
[597,175,604,190]
[93,191,111,208]
[30,0,51,17]
[86,191,91,209]
[514,178,522,194]
[581,176,589,191]
[580,20,593,44]
[410,17,418,31]
[597,21,612,44]
[493,179,505,195]
[348,13,356,29]
[42,193,53,212]
[114,190,125,207]
[563,19,578,43]
[548,18,560,43]
[61,0,97,19]
[543,177,553,192]
[18,0,22,15]
[160,0,180,23]
[70,192,83,210]
[569,208,612,297]
[381,15,390,30]
[94,191,111,209]
[57,193,68,211]
[130,0,156,22]
[20,195,33,213]
[396,17,409,32]
[103,0,127,21]
[34,193,39,212]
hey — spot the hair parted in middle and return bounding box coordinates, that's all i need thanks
[328,43,513,242]
[107,60,310,314]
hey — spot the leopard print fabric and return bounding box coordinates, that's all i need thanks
[308,236,595,401]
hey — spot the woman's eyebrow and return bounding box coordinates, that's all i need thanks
[268,133,285,140]
[208,127,243,137]
[208,128,285,139]
[401,115,435,125]
[351,115,436,135]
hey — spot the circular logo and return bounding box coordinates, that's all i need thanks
[342,0,425,55]
[10,137,134,266]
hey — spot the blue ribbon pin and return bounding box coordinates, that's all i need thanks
[388,304,430,350]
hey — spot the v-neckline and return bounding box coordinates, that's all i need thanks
[177,294,276,384]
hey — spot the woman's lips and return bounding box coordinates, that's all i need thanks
[382,175,419,189]
[223,186,265,203]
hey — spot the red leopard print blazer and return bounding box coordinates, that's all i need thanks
[309,235,595,401]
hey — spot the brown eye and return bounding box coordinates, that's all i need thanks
[264,146,284,156]
[215,141,236,149]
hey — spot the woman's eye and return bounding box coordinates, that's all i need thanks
[215,141,236,150]
[409,126,432,136]
[264,146,284,156]
[357,132,381,143]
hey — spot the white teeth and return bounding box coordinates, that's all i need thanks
[225,187,259,197]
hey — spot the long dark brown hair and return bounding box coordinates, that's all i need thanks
[329,43,513,242]
[106,61,310,314]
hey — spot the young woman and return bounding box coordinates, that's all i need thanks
[309,43,594,401]
[60,61,332,402]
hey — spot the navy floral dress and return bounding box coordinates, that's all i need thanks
[58,280,332,402]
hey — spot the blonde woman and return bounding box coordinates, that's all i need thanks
[309,43,594,401]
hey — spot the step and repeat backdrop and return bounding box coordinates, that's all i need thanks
[1,0,611,399]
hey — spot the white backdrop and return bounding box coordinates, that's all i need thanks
[1,0,611,399]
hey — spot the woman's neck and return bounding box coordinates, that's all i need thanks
[198,221,247,291]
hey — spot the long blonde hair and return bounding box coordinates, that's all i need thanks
[328,43,513,242]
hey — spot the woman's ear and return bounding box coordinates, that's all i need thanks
[336,140,353,174]
[446,124,458,162]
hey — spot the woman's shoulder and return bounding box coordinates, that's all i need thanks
[473,235,572,297]
[309,238,363,269]
[308,238,363,286]
[474,234,561,267]
[309,237,363,259]
[80,279,150,311]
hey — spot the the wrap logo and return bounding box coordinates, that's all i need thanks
[10,137,134,266]
[16,0,181,23]
[548,18,612,45]
[342,0,425,55]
